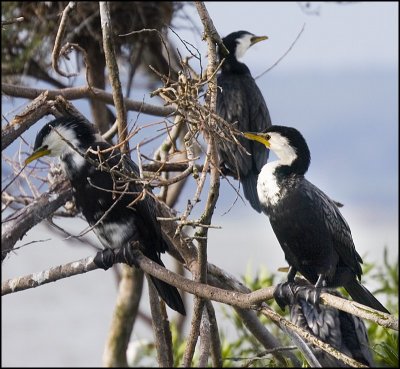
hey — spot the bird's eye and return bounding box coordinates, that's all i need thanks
[264,134,271,140]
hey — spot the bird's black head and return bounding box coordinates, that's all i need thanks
[218,30,268,73]
[25,116,99,165]
[244,125,311,175]
[219,30,268,60]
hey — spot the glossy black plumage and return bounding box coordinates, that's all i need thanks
[217,31,271,212]
[244,125,389,313]
[276,282,374,367]
[26,116,185,315]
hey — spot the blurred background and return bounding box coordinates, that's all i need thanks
[2,2,398,366]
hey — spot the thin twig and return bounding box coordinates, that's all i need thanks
[255,23,306,80]
[52,2,78,77]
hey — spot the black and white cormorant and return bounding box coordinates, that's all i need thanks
[25,116,186,315]
[217,30,272,213]
[275,281,374,367]
[243,126,389,313]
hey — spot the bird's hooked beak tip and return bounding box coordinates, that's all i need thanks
[24,148,51,166]
[251,35,268,46]
[243,132,271,148]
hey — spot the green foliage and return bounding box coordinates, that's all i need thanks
[364,247,399,367]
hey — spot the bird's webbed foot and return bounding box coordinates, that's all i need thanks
[273,281,296,311]
[293,284,323,312]
[114,242,140,268]
[94,248,116,270]
[295,275,327,312]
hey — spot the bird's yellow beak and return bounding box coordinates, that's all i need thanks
[243,132,271,148]
[250,35,268,46]
[25,147,51,165]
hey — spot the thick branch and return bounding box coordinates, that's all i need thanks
[2,83,175,117]
[1,180,72,261]
[102,266,144,367]
[99,1,128,153]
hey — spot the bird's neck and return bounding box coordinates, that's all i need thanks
[221,55,251,75]
[60,147,89,181]
[257,159,306,208]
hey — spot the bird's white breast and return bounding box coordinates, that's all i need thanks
[257,161,282,207]
[93,221,134,249]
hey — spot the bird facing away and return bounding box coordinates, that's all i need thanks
[217,30,272,213]
[275,281,374,367]
[25,116,185,315]
[243,126,389,313]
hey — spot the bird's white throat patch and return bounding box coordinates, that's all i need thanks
[257,133,298,207]
[43,125,87,175]
[268,133,297,165]
[43,125,81,157]
[235,34,254,60]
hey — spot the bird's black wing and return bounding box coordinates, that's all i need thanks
[244,74,271,173]
[301,179,363,281]
[86,142,167,254]
[269,178,363,284]
[86,142,186,314]
[217,74,253,176]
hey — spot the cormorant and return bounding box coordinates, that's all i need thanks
[275,281,374,367]
[243,126,389,313]
[217,30,272,213]
[25,116,186,315]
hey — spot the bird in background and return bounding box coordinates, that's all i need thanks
[244,125,389,313]
[275,281,374,367]
[25,116,186,315]
[217,30,272,213]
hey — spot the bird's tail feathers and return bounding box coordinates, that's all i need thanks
[345,280,389,314]
[150,275,186,315]
[145,251,186,315]
[242,175,262,213]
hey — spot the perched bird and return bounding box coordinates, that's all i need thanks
[25,116,185,315]
[244,126,389,313]
[275,281,374,367]
[217,30,272,213]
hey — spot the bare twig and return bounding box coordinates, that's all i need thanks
[1,16,24,26]
[205,301,223,367]
[52,2,78,77]
[102,266,144,367]
[255,23,306,80]
[198,308,211,367]
[183,297,206,367]
[148,276,173,367]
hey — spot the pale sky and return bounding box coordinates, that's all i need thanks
[176,2,398,70]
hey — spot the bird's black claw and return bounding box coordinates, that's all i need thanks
[94,248,116,270]
[114,243,139,268]
[273,282,296,311]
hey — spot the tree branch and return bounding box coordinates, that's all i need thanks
[2,83,175,117]
[102,266,144,367]
[2,180,72,261]
[99,1,128,153]
[51,1,78,78]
